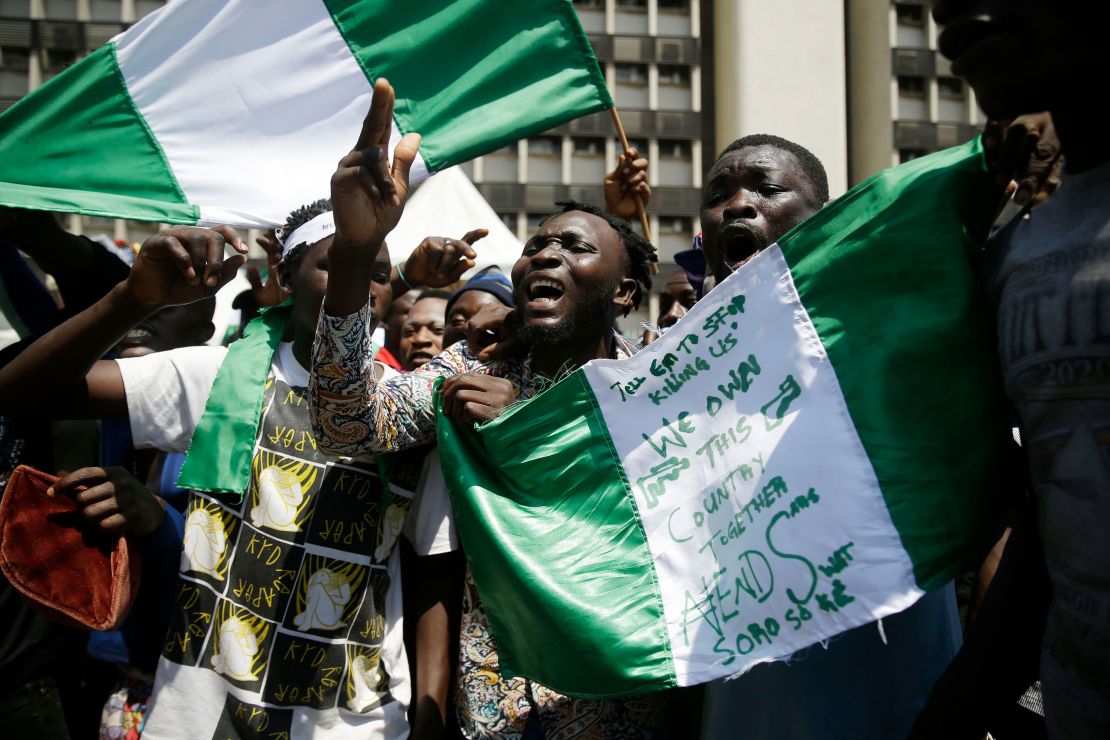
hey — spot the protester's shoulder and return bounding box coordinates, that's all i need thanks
[116,344,229,373]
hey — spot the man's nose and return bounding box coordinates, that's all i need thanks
[529,240,563,266]
[723,189,758,220]
[661,302,687,324]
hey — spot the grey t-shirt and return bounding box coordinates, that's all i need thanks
[988,159,1110,729]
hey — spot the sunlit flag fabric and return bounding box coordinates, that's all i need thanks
[0,0,610,227]
[436,138,1010,698]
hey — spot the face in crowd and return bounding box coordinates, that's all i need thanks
[657,271,698,330]
[930,0,1104,119]
[700,142,826,286]
[115,299,215,357]
[400,294,447,371]
[510,209,637,347]
[281,237,393,337]
[444,290,504,349]
[384,288,420,358]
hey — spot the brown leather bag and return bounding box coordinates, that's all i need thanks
[0,464,141,630]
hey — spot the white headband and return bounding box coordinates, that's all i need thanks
[281,210,335,257]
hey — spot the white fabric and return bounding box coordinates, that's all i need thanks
[282,210,336,257]
[403,449,459,557]
[387,166,523,274]
[113,0,426,229]
[118,342,452,739]
[582,245,922,687]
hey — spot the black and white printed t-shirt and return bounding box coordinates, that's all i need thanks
[117,342,453,739]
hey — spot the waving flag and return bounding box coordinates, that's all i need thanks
[0,0,610,227]
[436,138,1008,697]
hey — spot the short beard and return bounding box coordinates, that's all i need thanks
[515,279,618,349]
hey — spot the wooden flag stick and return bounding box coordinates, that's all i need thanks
[609,107,656,263]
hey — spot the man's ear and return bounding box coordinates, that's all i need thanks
[613,276,638,317]
[276,261,293,293]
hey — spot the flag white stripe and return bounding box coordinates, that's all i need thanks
[115,0,425,228]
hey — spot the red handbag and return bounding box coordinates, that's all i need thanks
[0,464,141,630]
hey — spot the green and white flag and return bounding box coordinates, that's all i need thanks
[0,0,610,227]
[437,138,1009,698]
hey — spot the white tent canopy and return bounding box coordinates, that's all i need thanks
[385,166,522,275]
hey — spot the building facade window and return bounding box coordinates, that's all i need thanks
[615,63,649,108]
[0,0,31,18]
[897,75,927,121]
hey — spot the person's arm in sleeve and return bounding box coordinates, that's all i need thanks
[309,78,428,456]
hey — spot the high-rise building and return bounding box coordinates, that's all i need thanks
[0,0,986,332]
[847,0,984,182]
[0,0,168,245]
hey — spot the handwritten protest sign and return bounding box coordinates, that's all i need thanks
[582,246,919,686]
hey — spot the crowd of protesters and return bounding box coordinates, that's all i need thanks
[0,1,1106,738]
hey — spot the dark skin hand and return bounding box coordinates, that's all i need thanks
[48,466,166,536]
[248,229,291,307]
[466,303,518,362]
[0,225,246,419]
[604,147,651,221]
[0,206,95,276]
[392,229,485,298]
[982,112,1063,216]
[440,373,517,424]
[325,78,421,317]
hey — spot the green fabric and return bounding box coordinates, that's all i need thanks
[325,0,613,171]
[177,303,292,496]
[776,138,1008,590]
[436,373,675,698]
[0,44,196,224]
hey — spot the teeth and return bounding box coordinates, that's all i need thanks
[528,278,563,299]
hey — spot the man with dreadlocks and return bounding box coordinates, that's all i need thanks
[310,81,667,737]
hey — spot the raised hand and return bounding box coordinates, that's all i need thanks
[331,78,422,252]
[402,229,486,288]
[126,225,245,307]
[49,466,166,536]
[604,147,651,220]
[247,229,291,307]
[983,113,1063,214]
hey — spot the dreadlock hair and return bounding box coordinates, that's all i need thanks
[718,134,829,204]
[546,199,657,315]
[276,198,332,286]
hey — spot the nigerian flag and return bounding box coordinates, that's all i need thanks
[437,138,1009,698]
[0,0,609,227]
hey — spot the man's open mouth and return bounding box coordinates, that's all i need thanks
[719,226,764,272]
[525,277,566,308]
[119,326,155,346]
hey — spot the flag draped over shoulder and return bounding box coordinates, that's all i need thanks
[436,138,1009,698]
[0,0,611,228]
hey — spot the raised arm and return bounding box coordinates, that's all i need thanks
[310,78,438,456]
[0,226,245,419]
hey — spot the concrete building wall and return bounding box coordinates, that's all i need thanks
[712,0,849,197]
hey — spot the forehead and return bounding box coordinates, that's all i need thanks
[406,297,447,324]
[706,145,807,186]
[536,210,622,248]
[664,273,693,292]
[450,289,500,315]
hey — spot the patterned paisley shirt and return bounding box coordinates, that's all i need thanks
[311,304,668,738]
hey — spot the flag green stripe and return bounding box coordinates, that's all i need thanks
[775,138,1007,589]
[0,44,196,224]
[436,371,676,697]
[325,0,613,171]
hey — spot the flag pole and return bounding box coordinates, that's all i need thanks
[609,107,657,273]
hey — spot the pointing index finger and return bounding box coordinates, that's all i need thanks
[356,78,396,151]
